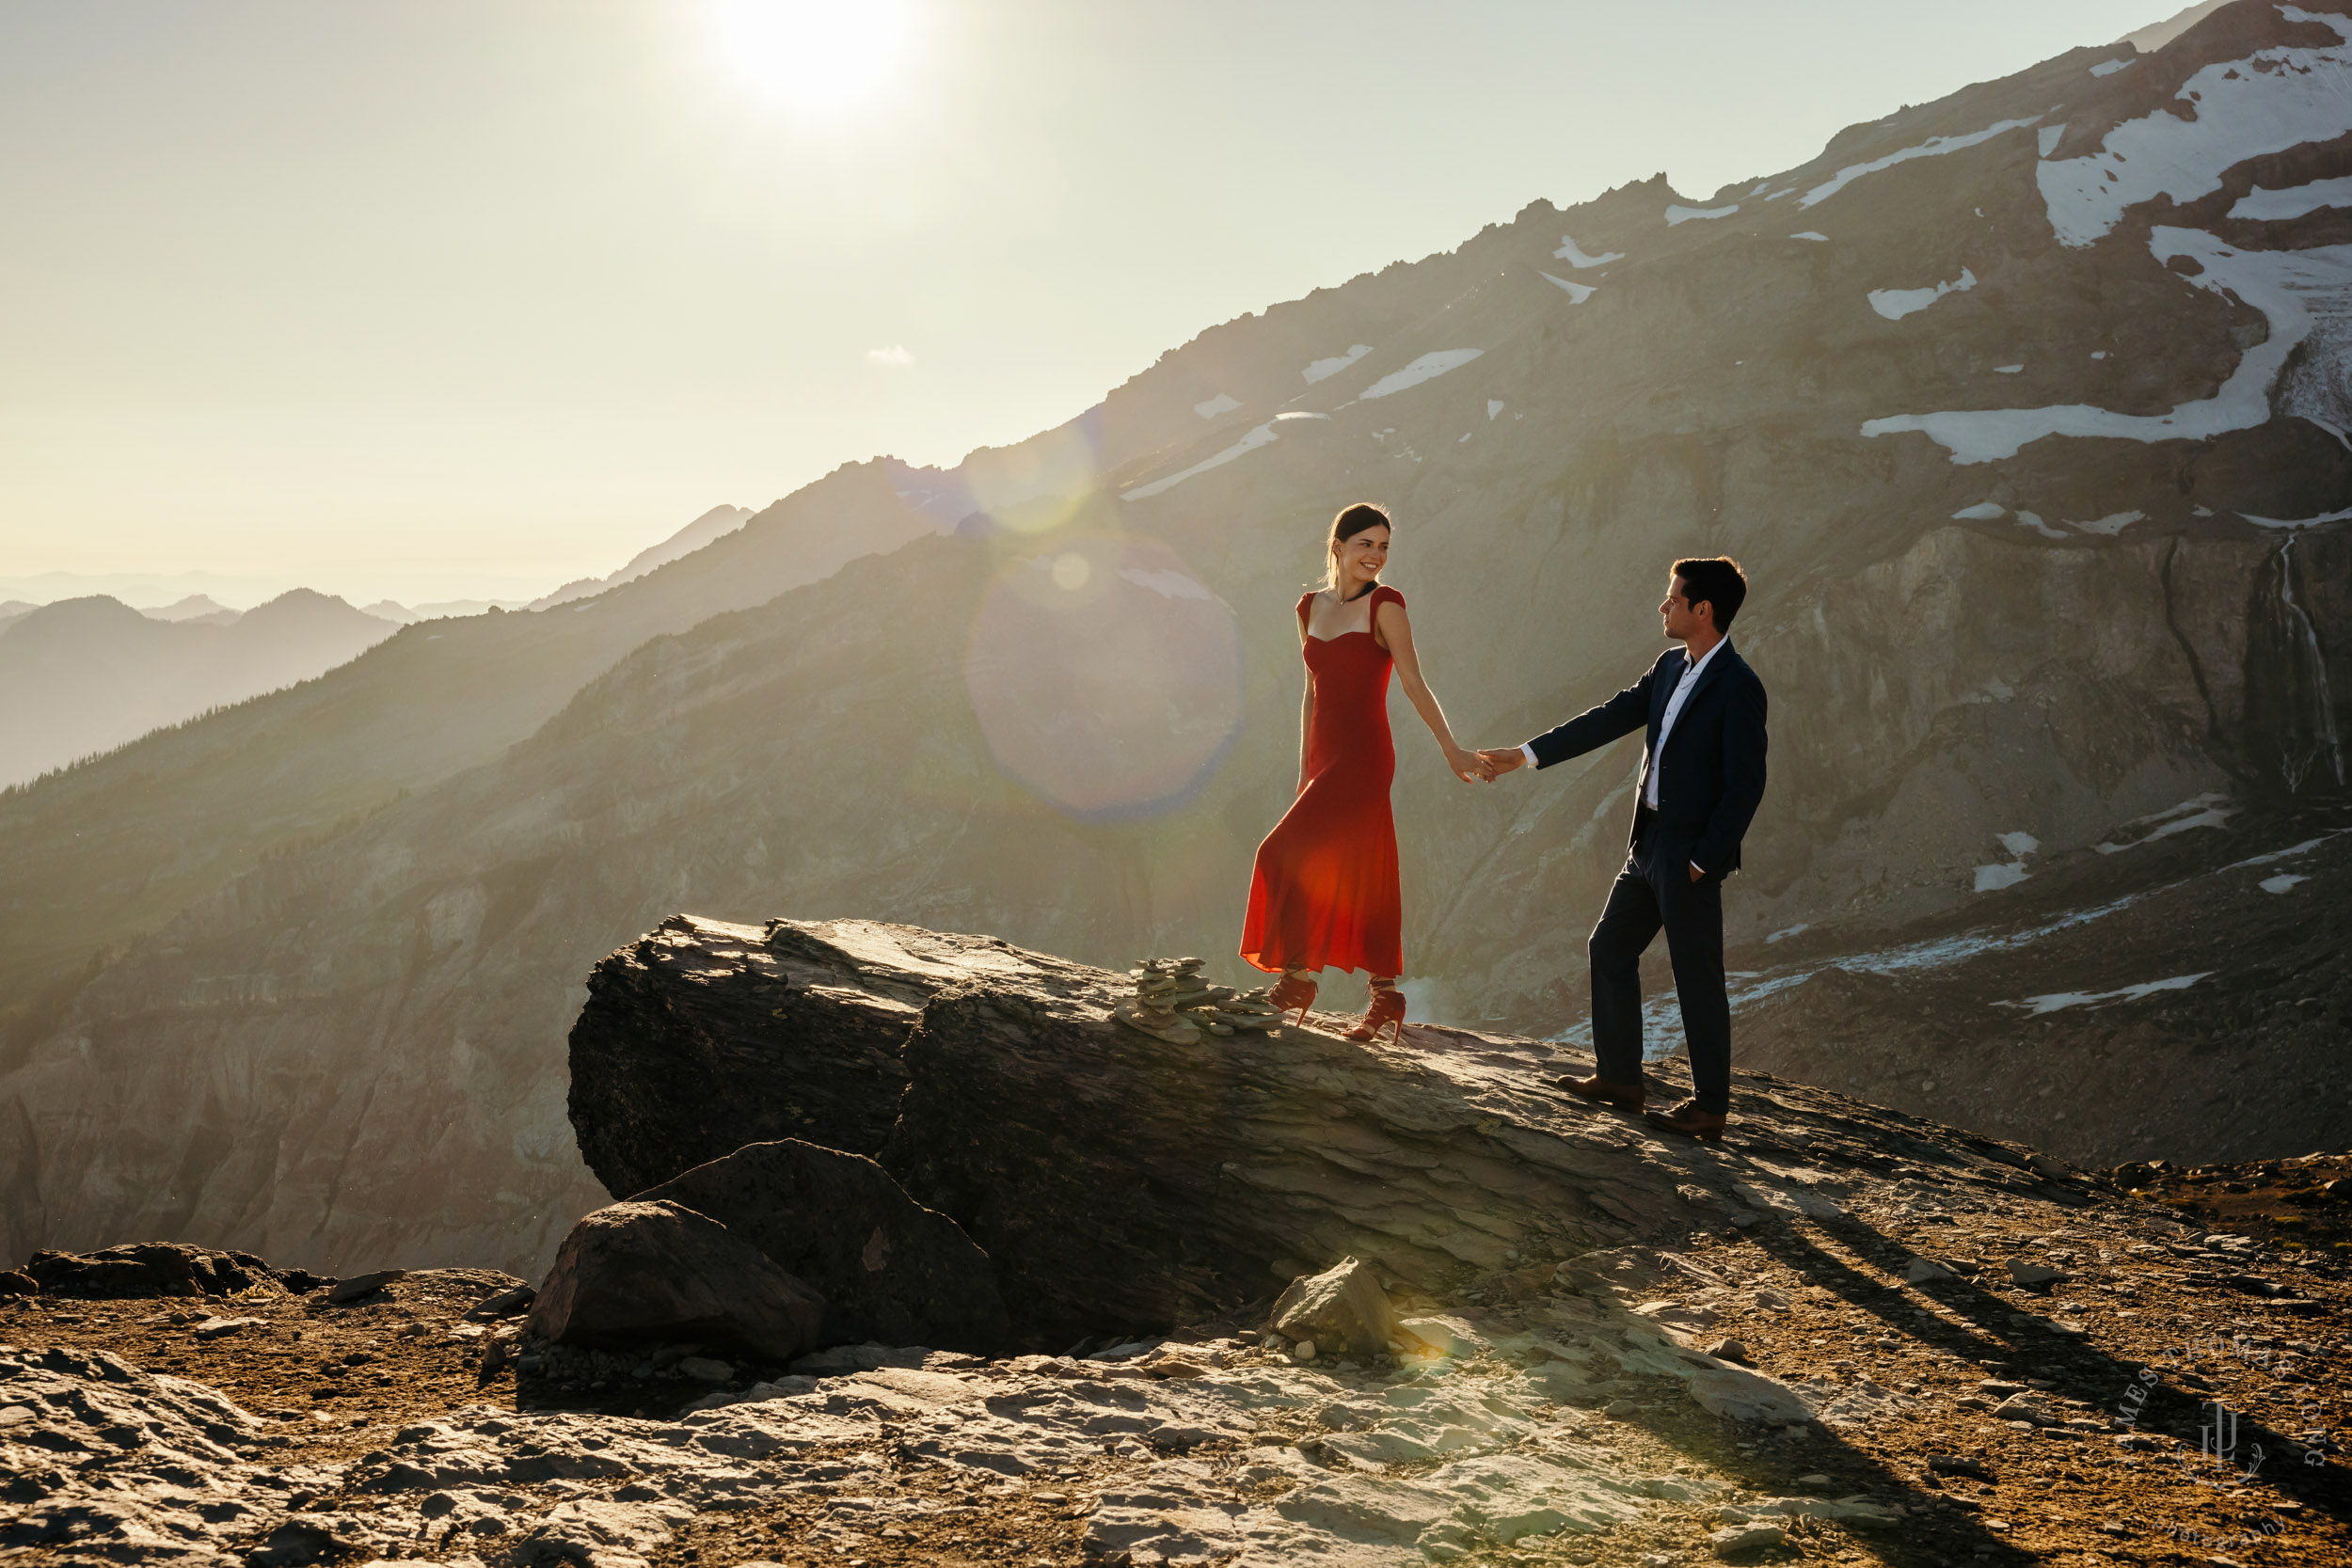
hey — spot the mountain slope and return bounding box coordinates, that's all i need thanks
[4,1,2348,1276]
[527,504,755,610]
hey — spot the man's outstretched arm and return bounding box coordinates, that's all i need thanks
[1479,661,1658,777]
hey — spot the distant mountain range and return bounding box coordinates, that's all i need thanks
[0,506,757,787]
[1,1,2345,1278]
[0,591,399,788]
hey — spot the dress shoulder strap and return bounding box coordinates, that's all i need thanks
[1369,582,1406,612]
[1295,592,1316,626]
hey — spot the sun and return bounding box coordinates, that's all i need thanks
[707,0,915,115]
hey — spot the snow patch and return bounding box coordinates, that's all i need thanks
[1120,422,1278,501]
[2015,511,2068,540]
[1486,400,1504,420]
[1800,117,2042,209]
[1952,502,2008,520]
[1539,271,1597,303]
[1994,364,2025,373]
[2261,873,2309,893]
[2038,12,2352,247]
[1975,832,2038,891]
[2089,57,2135,76]
[1790,230,1829,242]
[1301,345,1372,385]
[2038,124,2066,157]
[1766,924,1810,944]
[2068,510,2144,535]
[2244,506,2352,528]
[1553,234,1624,267]
[1665,203,1739,225]
[1360,349,1484,401]
[1193,393,1241,420]
[2007,973,2212,1015]
[2094,793,2236,852]
[1869,267,1976,321]
[2232,175,2352,220]
[1861,227,2352,463]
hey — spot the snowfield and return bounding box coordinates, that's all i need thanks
[1300,345,1372,384]
[1869,266,1977,321]
[1359,349,1485,401]
[1799,116,2041,209]
[2038,8,2352,247]
[1862,228,2352,462]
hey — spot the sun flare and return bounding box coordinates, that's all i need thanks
[707,0,915,115]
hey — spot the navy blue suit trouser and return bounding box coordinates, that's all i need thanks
[1587,808,1732,1112]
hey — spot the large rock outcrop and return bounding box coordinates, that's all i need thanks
[569,915,2102,1347]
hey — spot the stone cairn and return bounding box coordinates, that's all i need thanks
[1113,958,1286,1042]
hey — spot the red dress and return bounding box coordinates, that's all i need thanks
[1240,584,1405,977]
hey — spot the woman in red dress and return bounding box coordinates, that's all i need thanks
[1240,503,1488,1042]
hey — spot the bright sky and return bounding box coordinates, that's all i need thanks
[0,0,2177,605]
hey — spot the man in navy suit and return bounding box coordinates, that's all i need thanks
[1477,558,1767,1142]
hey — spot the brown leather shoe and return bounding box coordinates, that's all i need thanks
[1644,1098,1727,1144]
[1554,1073,1645,1112]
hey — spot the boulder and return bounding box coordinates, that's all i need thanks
[634,1139,1009,1354]
[1684,1364,1815,1425]
[1711,1522,1785,1557]
[22,1243,283,1299]
[1904,1256,1957,1284]
[1396,1316,1487,1358]
[526,1199,825,1361]
[1267,1258,1396,1358]
[327,1269,405,1303]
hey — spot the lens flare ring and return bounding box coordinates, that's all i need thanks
[965,534,1243,822]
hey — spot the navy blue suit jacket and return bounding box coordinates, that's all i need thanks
[1526,642,1768,877]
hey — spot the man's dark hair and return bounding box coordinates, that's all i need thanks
[1672,556,1748,631]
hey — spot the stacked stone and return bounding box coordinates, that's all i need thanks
[1193,989,1284,1037]
[1111,958,1292,1041]
[1113,958,1205,1044]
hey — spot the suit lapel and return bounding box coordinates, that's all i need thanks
[1682,641,1736,713]
[1656,643,1735,764]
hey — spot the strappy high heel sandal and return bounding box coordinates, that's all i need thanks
[1268,971,1318,1026]
[1344,980,1406,1046]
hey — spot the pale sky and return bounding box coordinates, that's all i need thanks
[1,0,2175,605]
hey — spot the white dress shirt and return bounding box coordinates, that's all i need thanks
[1643,635,1726,809]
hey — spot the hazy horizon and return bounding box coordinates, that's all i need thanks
[5,0,2183,604]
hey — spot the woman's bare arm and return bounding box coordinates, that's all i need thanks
[1375,598,1487,782]
[1296,608,1314,795]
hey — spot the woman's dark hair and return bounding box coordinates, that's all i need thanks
[1671,556,1748,631]
[1323,502,1392,592]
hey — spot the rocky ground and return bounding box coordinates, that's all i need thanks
[6,1113,2348,1567]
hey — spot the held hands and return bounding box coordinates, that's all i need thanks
[1443,745,1493,784]
[1475,747,1525,779]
